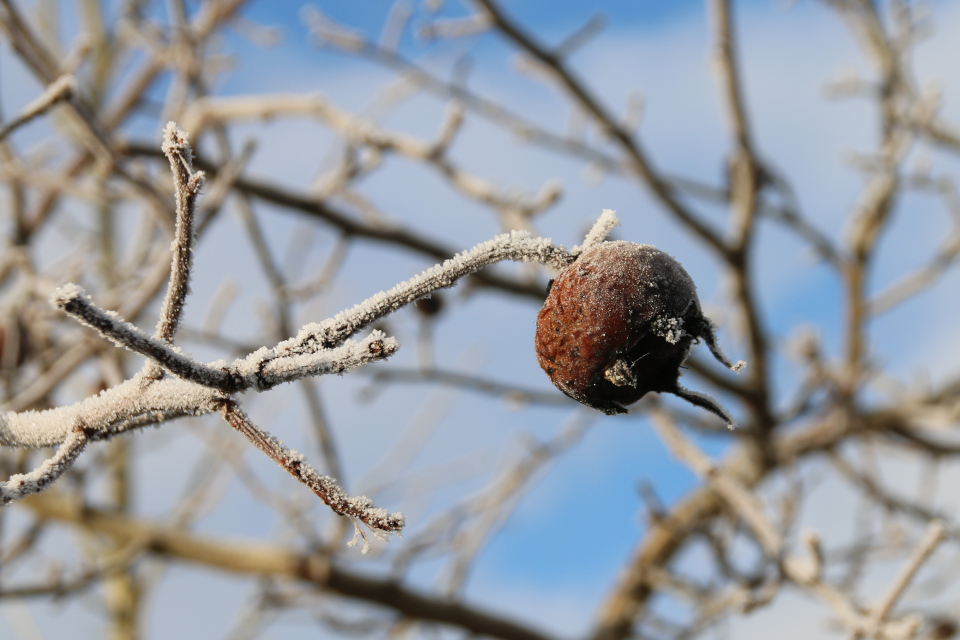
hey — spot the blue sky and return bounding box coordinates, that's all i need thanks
[3,1,960,638]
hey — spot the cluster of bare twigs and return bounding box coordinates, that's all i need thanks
[1,119,597,540]
[1,0,960,639]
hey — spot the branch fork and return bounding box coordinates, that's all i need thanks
[1,121,616,546]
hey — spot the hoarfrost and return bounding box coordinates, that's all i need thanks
[573,208,621,254]
[5,199,626,540]
[0,426,88,504]
[654,316,684,344]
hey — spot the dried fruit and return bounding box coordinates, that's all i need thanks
[535,241,744,425]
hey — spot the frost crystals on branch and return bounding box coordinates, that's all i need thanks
[154,122,204,353]
[572,208,620,255]
[1,426,87,505]
[217,400,404,550]
[0,121,617,544]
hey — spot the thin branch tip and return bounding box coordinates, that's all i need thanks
[50,282,86,307]
[575,208,621,253]
[162,120,191,151]
[217,400,405,538]
[156,120,204,344]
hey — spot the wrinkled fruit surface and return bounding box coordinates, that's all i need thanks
[535,241,717,416]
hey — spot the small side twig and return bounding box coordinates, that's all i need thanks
[571,208,620,255]
[0,74,76,142]
[51,281,401,395]
[0,425,88,504]
[156,121,205,344]
[650,408,781,556]
[864,520,946,635]
[306,228,577,350]
[51,284,237,392]
[216,399,404,544]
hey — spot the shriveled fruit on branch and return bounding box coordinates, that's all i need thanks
[535,241,744,426]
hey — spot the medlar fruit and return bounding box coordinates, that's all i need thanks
[535,241,744,426]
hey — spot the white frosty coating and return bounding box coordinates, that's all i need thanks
[52,284,236,391]
[160,121,194,165]
[155,121,204,346]
[232,331,399,391]
[0,373,216,448]
[653,316,684,345]
[0,427,88,504]
[220,401,404,535]
[51,285,399,395]
[284,229,575,351]
[4,207,620,526]
[573,208,621,254]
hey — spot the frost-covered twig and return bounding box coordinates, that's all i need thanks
[51,284,237,392]
[7,116,618,537]
[10,172,609,525]
[0,373,217,448]
[46,280,401,393]
[293,228,579,351]
[230,330,399,392]
[156,121,204,344]
[0,74,76,142]
[571,208,620,255]
[216,399,404,537]
[0,425,88,504]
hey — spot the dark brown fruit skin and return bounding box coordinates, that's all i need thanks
[535,241,712,415]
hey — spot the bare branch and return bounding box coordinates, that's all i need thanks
[0,74,76,142]
[866,520,946,633]
[650,408,782,556]
[181,94,560,218]
[156,121,205,344]
[572,208,620,255]
[0,425,87,504]
[216,399,404,540]
[472,0,727,253]
[51,284,235,392]
[119,140,552,299]
[24,493,558,640]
